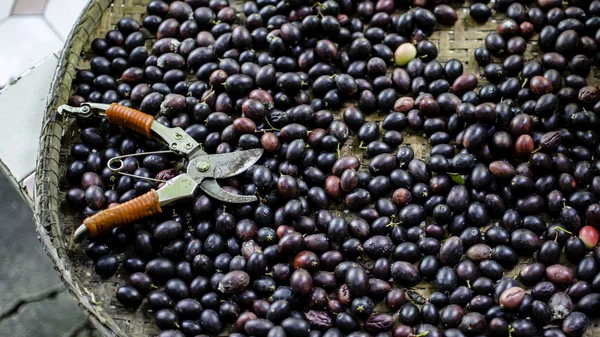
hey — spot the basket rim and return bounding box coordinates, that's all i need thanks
[32,1,600,336]
[34,0,128,335]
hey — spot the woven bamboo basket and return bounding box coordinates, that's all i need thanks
[34,0,600,336]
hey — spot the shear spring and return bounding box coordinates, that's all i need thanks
[107,150,176,183]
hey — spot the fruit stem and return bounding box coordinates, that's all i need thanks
[202,90,215,103]
[263,118,280,131]
[555,226,573,235]
[386,221,401,228]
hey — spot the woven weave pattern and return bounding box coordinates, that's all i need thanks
[35,0,600,336]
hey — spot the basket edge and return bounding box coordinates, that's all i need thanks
[34,0,129,336]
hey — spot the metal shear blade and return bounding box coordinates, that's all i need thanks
[200,179,258,203]
[187,148,264,203]
[189,148,263,179]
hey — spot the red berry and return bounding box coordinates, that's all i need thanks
[579,226,599,249]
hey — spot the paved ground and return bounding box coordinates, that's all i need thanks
[0,172,100,336]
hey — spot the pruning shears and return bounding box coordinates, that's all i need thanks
[58,102,263,242]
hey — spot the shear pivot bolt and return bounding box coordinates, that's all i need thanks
[184,143,193,149]
[196,161,210,172]
[174,133,183,140]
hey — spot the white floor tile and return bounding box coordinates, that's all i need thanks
[0,17,62,86]
[0,55,58,182]
[44,0,87,40]
[0,0,15,22]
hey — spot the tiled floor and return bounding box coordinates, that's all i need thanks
[13,0,47,15]
[0,1,15,22]
[45,0,89,40]
[0,0,88,87]
[0,54,57,188]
